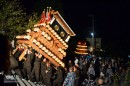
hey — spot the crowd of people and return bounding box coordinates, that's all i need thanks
[9,46,65,86]
[9,44,130,86]
[0,34,130,86]
[66,54,130,86]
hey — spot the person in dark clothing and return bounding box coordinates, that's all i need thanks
[45,61,52,86]
[68,60,73,67]
[31,53,42,82]
[53,66,64,86]
[0,33,10,85]
[23,48,33,80]
[82,61,88,79]
[74,66,80,86]
[93,57,100,79]
[40,58,47,84]
[79,57,83,70]
[9,53,23,78]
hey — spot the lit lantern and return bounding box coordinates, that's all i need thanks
[57,36,60,39]
[61,41,64,44]
[55,35,59,38]
[44,33,47,38]
[23,36,28,39]
[58,48,61,51]
[53,56,56,59]
[46,25,49,28]
[36,42,40,46]
[48,51,51,55]
[63,43,66,46]
[26,29,31,33]
[42,47,46,50]
[53,32,57,36]
[16,36,21,39]
[51,30,55,33]
[39,45,43,48]
[59,62,62,64]
[65,45,68,48]
[48,27,52,31]
[33,39,36,43]
[63,52,66,56]
[34,28,39,32]
[27,35,31,39]
[57,59,60,62]
[50,53,54,56]
[41,23,46,26]
[47,36,51,40]
[55,58,58,61]
[42,32,45,35]
[34,40,38,43]
[45,49,49,53]
[61,64,64,67]
[61,50,64,54]
[59,39,62,42]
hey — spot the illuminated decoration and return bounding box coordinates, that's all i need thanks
[75,41,88,55]
[89,46,94,52]
[65,36,70,42]
[60,31,65,37]
[54,25,60,31]
[34,27,40,32]
[16,35,31,40]
[14,7,75,68]
[26,29,31,33]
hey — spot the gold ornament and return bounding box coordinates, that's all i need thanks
[54,25,59,31]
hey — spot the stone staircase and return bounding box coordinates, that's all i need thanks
[4,70,45,86]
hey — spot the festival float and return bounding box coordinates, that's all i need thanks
[75,41,88,55]
[13,7,76,68]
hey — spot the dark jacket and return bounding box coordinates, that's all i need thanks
[54,69,63,83]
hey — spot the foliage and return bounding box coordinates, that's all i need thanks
[0,0,40,40]
[124,67,130,85]
[25,12,39,30]
[112,72,120,86]
[0,0,27,39]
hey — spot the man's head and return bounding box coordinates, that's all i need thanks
[97,78,104,86]
[69,66,74,72]
[69,60,71,63]
[43,58,47,62]
[46,61,51,67]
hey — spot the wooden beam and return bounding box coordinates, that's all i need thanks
[19,49,27,61]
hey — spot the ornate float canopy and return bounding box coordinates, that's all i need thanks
[14,7,76,68]
[75,41,88,55]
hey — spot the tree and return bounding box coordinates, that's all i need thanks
[25,12,39,30]
[0,0,27,40]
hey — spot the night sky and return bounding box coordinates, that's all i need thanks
[20,0,130,40]
[62,0,130,40]
[20,0,130,56]
[62,0,130,57]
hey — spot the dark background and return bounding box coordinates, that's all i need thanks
[20,0,130,57]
